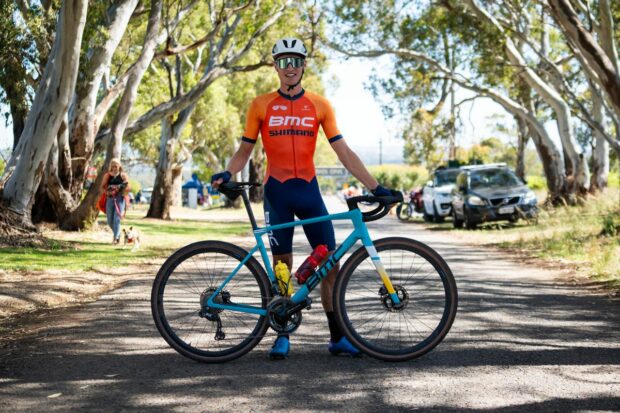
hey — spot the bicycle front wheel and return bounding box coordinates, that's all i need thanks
[151,241,272,363]
[334,237,457,361]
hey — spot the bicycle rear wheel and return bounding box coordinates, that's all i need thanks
[151,241,272,363]
[334,237,457,361]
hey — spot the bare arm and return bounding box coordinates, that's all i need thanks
[212,141,254,188]
[226,141,254,174]
[331,139,379,190]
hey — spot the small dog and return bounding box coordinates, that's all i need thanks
[122,226,141,251]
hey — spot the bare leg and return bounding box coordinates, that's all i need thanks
[320,252,339,312]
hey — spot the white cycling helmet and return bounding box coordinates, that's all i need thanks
[272,37,307,59]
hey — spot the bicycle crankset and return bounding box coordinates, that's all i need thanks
[378,285,409,312]
[267,297,306,333]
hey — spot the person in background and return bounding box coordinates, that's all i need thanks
[101,158,130,244]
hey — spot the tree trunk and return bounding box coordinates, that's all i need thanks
[0,0,88,228]
[249,153,265,202]
[147,97,195,219]
[590,85,610,192]
[6,85,28,150]
[58,0,162,230]
[515,117,528,180]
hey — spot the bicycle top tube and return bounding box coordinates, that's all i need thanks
[254,209,365,235]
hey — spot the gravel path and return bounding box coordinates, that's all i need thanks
[1,198,618,412]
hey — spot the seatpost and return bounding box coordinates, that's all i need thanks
[241,189,258,230]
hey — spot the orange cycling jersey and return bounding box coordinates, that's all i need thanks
[242,89,343,183]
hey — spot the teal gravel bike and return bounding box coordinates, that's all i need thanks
[151,182,458,362]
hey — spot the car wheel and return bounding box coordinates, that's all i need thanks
[452,209,463,229]
[433,203,445,223]
[423,205,434,222]
[464,207,477,230]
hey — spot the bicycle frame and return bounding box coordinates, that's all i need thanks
[206,190,401,315]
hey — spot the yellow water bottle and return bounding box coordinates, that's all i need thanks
[275,260,294,296]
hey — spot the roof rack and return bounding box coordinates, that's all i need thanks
[460,163,508,170]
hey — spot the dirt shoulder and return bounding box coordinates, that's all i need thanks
[0,262,161,341]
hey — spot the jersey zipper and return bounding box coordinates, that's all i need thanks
[290,100,297,177]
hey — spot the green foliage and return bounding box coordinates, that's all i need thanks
[525,175,546,190]
[600,211,620,238]
[127,178,141,194]
[608,171,620,188]
[348,164,428,190]
[0,157,4,176]
[125,1,328,178]
[403,110,451,170]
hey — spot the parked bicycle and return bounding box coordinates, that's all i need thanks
[151,182,458,362]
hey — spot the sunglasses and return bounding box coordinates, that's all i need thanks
[276,57,305,69]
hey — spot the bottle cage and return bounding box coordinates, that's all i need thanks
[346,191,403,222]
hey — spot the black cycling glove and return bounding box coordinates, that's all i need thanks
[211,171,232,184]
[371,184,392,197]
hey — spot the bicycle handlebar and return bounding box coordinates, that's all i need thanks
[219,181,402,223]
[346,190,404,222]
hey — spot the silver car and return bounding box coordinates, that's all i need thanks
[422,167,461,222]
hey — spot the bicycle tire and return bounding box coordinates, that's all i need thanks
[334,237,457,362]
[151,241,272,363]
[396,203,411,221]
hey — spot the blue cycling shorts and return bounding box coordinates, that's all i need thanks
[263,177,336,255]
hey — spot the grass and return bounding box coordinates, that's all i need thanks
[0,207,252,272]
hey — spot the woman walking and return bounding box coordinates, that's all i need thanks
[101,158,130,244]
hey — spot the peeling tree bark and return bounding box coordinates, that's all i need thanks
[1,0,89,228]
[547,0,620,119]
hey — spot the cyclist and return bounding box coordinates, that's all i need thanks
[212,37,394,360]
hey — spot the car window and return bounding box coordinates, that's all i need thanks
[470,169,522,189]
[434,170,460,186]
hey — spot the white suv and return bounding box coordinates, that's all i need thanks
[422,167,461,222]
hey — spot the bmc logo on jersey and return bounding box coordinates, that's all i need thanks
[268,116,314,127]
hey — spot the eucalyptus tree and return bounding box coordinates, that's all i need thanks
[108,0,295,219]
[0,0,178,229]
[329,0,619,201]
[1,0,88,228]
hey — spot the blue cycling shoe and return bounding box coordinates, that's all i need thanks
[269,336,290,360]
[328,336,361,356]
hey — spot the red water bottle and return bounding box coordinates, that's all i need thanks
[295,244,329,284]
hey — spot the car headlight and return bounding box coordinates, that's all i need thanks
[524,191,537,203]
[468,195,485,206]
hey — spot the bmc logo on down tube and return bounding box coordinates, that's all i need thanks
[268,116,314,127]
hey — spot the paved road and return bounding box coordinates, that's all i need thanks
[1,197,619,412]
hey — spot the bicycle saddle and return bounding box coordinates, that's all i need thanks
[218,181,261,200]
